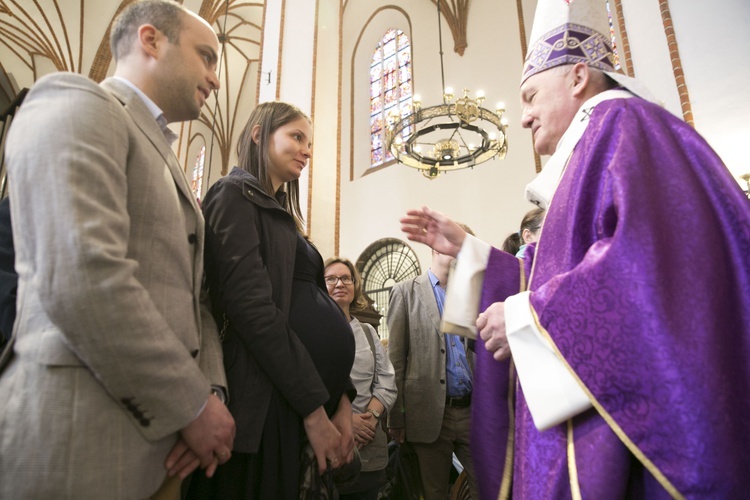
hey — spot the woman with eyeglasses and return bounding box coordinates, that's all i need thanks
[188,102,355,499]
[324,257,397,500]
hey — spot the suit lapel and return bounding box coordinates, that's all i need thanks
[100,78,199,212]
[415,274,442,337]
[100,78,205,341]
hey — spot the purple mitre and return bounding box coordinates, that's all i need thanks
[522,23,616,83]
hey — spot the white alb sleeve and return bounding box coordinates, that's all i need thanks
[505,291,592,430]
[441,234,491,339]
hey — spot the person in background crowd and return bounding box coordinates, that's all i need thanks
[500,232,521,256]
[387,224,479,500]
[514,207,544,259]
[325,257,397,500]
[500,207,545,258]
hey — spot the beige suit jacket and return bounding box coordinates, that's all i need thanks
[386,273,474,443]
[0,73,225,499]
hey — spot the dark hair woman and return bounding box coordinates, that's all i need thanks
[188,101,355,499]
[516,207,545,258]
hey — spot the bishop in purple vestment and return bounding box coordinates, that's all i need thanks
[400,1,750,497]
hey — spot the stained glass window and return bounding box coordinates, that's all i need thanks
[370,29,413,168]
[606,0,621,70]
[191,145,205,200]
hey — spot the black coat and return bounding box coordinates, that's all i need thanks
[0,197,17,345]
[203,167,329,453]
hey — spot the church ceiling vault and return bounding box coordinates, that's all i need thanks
[430,0,469,56]
[0,0,264,176]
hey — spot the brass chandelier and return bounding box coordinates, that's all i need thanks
[385,2,508,179]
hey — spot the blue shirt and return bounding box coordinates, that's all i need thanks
[428,269,473,397]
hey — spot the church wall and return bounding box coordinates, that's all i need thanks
[666,0,749,181]
[309,0,343,259]
[332,0,750,271]
[336,0,539,269]
[1,0,748,272]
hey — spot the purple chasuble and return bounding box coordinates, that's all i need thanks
[481,97,750,499]
[472,252,527,499]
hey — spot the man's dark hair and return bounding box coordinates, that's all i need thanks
[110,0,187,61]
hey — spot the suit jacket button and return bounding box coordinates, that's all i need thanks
[188,233,198,244]
[440,379,445,384]
[441,348,446,354]
[140,418,151,427]
[191,349,199,358]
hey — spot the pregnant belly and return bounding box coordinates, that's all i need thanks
[289,282,355,412]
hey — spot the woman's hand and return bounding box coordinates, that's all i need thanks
[352,412,376,447]
[400,206,467,257]
[303,406,343,474]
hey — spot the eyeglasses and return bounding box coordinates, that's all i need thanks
[324,275,354,286]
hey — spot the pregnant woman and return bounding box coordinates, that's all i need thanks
[188,101,355,499]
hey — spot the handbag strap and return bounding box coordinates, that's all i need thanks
[362,322,378,388]
[0,332,14,373]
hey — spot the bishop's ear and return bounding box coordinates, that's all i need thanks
[570,62,591,97]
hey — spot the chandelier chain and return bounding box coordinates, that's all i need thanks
[437,1,447,105]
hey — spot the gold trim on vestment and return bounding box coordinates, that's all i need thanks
[518,256,527,292]
[567,419,582,500]
[497,363,516,500]
[529,306,684,500]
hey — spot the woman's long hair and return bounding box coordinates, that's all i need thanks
[236,101,310,231]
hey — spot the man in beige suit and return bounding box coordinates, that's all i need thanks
[387,238,477,500]
[0,1,235,498]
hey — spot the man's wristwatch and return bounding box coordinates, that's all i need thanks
[366,408,381,420]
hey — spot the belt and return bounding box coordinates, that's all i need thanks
[445,393,471,408]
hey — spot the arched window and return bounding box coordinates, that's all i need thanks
[370,29,413,168]
[191,145,205,200]
[357,238,421,340]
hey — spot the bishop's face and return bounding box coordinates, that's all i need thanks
[519,66,581,156]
